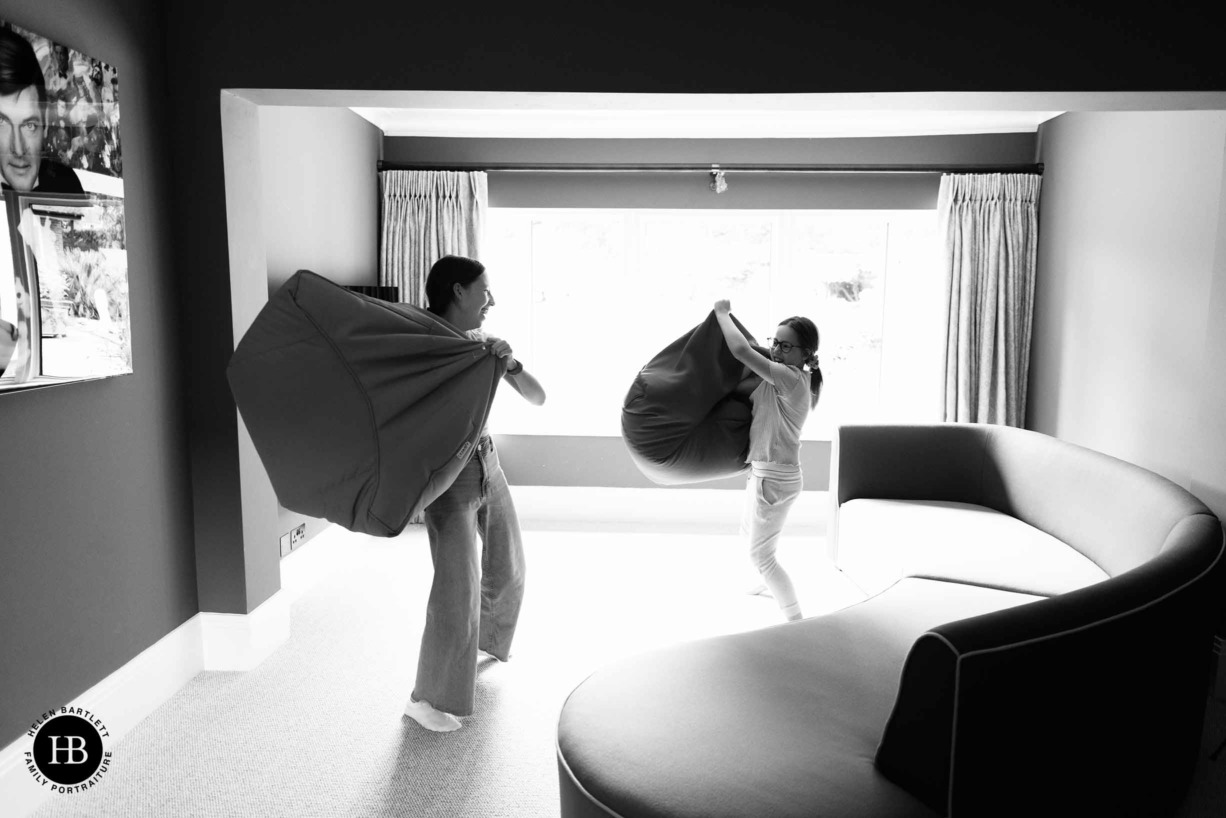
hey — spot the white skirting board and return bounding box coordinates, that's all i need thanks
[199,591,292,672]
[0,592,291,818]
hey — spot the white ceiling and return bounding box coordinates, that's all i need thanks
[349,105,1063,139]
[220,89,1226,139]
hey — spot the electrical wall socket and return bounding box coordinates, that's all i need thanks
[290,523,306,549]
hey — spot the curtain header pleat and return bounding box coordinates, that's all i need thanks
[941,172,1042,204]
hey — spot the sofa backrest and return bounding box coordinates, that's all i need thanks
[979,425,1212,577]
[835,423,1215,577]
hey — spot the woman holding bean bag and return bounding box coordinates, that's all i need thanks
[227,269,507,537]
[404,255,546,733]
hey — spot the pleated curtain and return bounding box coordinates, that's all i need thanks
[939,173,1042,427]
[378,170,488,306]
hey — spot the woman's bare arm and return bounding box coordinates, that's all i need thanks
[486,336,546,405]
[504,364,546,406]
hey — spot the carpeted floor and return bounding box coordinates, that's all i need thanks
[27,486,1226,817]
[31,487,861,817]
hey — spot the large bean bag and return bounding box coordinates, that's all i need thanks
[227,270,505,536]
[621,310,762,485]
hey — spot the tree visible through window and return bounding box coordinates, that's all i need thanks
[482,208,941,439]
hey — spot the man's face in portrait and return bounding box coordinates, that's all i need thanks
[0,85,44,191]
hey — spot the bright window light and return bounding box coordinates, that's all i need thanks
[482,208,943,439]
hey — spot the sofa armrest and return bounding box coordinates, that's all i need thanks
[876,521,1226,817]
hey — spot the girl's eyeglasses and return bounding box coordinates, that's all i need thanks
[769,338,800,354]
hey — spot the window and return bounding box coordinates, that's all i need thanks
[482,208,942,439]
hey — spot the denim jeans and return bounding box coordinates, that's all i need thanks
[412,435,525,716]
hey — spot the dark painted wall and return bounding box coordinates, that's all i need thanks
[384,135,1039,168]
[387,133,1038,210]
[174,2,1226,97]
[0,0,193,746]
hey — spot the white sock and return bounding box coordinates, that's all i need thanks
[404,697,462,732]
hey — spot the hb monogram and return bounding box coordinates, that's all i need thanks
[47,735,90,765]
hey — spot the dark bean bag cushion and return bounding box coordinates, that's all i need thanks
[226,270,505,536]
[621,310,761,485]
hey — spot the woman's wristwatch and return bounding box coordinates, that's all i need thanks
[505,358,524,376]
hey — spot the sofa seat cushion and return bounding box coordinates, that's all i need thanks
[557,578,1045,818]
[836,499,1111,598]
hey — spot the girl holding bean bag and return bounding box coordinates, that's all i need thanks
[621,309,764,485]
[714,299,823,621]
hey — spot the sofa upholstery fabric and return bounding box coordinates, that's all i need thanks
[558,423,1226,818]
[836,498,1110,597]
[559,579,1042,818]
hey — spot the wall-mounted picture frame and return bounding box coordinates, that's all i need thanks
[1,19,128,394]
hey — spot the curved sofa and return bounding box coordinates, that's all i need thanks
[556,423,1226,818]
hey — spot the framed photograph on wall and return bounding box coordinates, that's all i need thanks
[1,19,128,394]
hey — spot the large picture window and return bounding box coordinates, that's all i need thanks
[482,207,942,439]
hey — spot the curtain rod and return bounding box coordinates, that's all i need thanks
[376,161,1044,174]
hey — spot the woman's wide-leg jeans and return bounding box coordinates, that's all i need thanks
[413,436,525,716]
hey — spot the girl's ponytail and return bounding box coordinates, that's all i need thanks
[779,315,823,411]
[806,354,823,410]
